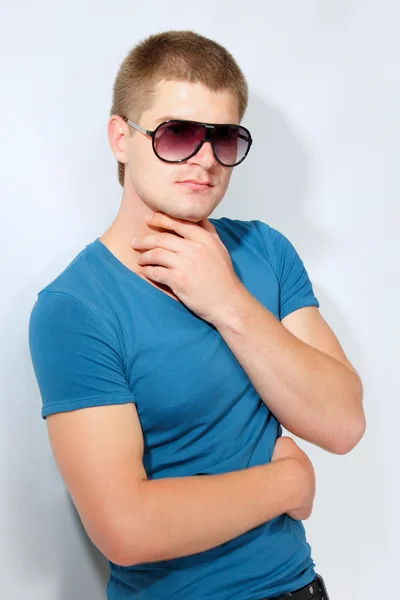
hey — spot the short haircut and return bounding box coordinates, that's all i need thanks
[110,30,249,187]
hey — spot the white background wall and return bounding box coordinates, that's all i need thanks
[1,1,398,599]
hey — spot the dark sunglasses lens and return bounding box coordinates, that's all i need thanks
[153,121,251,165]
[213,125,250,166]
[154,121,204,161]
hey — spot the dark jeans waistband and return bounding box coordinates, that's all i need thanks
[267,574,327,600]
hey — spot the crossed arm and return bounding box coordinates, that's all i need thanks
[212,291,366,455]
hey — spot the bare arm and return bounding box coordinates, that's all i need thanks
[116,458,301,566]
[211,290,365,455]
[47,403,306,569]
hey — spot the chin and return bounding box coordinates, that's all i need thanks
[160,204,211,223]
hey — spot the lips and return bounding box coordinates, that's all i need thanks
[180,180,212,185]
[178,181,212,191]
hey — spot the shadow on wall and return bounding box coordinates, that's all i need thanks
[222,90,365,384]
[218,91,316,241]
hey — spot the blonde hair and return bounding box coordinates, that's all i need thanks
[110,30,249,187]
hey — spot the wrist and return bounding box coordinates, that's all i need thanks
[210,283,254,331]
[267,458,302,515]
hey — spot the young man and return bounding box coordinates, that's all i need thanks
[29,30,365,600]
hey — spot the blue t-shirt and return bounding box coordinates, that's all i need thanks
[28,217,320,600]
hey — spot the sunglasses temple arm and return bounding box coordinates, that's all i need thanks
[126,119,152,136]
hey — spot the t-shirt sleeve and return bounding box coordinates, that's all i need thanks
[254,220,320,320]
[28,291,136,420]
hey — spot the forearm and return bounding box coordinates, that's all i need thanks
[211,286,364,454]
[116,459,299,566]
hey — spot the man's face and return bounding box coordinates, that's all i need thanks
[121,80,240,222]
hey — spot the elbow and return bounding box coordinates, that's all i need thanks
[332,413,367,455]
[84,520,142,567]
[333,377,366,455]
[111,548,142,568]
[113,532,162,568]
[106,513,147,567]
[106,488,154,567]
[95,508,147,567]
[106,528,144,568]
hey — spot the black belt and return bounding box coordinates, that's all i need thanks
[266,573,330,600]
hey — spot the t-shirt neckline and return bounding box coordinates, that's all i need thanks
[91,237,192,311]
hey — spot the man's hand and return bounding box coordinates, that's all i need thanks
[131,211,245,323]
[271,436,316,521]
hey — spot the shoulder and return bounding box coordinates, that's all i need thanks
[36,240,98,298]
[210,216,290,268]
[30,239,117,337]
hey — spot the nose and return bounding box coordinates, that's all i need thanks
[187,140,217,169]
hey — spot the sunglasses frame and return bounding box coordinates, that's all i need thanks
[122,117,253,167]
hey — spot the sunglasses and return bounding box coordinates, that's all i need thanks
[122,117,253,167]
